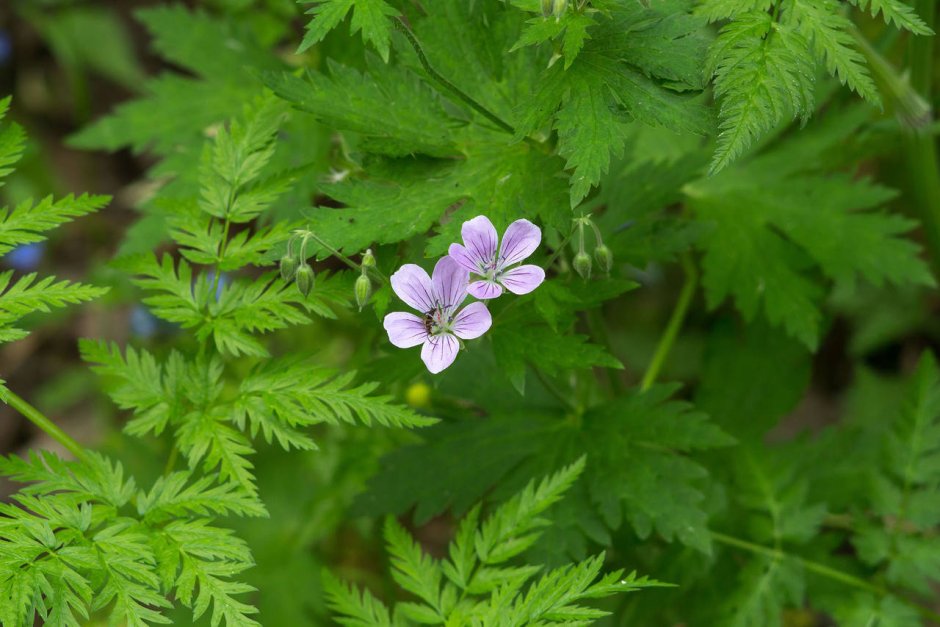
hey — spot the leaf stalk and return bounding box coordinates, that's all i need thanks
[711,531,940,623]
[640,254,697,391]
[4,390,87,461]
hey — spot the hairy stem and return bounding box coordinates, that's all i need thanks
[711,531,940,623]
[5,391,87,461]
[300,230,389,284]
[392,17,522,138]
[904,0,940,274]
[640,254,697,391]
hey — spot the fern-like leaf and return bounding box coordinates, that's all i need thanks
[298,0,399,61]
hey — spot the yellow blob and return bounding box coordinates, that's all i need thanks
[405,381,432,409]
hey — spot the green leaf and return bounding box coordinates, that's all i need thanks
[785,0,880,106]
[0,273,108,344]
[362,387,731,553]
[163,520,259,626]
[176,412,258,495]
[0,97,26,185]
[322,570,394,627]
[137,472,268,522]
[90,522,172,626]
[70,6,281,156]
[695,0,774,22]
[0,451,136,508]
[332,460,660,625]
[297,0,400,61]
[385,518,444,615]
[696,320,812,440]
[232,358,435,451]
[830,593,921,627]
[492,323,622,393]
[687,122,932,347]
[849,0,934,35]
[0,194,110,256]
[263,62,458,158]
[706,11,814,173]
[476,458,586,564]
[721,556,804,627]
[554,72,632,207]
[694,194,823,347]
[510,556,665,624]
[851,352,940,595]
[353,414,549,522]
[519,6,712,205]
[512,12,597,69]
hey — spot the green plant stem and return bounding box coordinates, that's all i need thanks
[393,17,528,142]
[493,224,580,325]
[544,223,579,271]
[710,531,940,624]
[5,390,87,461]
[301,231,389,284]
[904,0,940,274]
[212,217,232,297]
[640,254,697,391]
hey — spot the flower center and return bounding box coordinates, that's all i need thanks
[426,307,451,335]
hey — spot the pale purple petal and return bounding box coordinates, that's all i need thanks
[498,219,541,267]
[448,243,482,274]
[432,256,468,314]
[451,302,492,340]
[467,280,503,300]
[461,215,498,267]
[499,264,545,295]
[421,333,460,374]
[383,312,429,348]
[390,264,435,313]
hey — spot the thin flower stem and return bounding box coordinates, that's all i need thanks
[640,254,697,392]
[298,230,389,284]
[393,17,537,146]
[493,224,580,324]
[710,531,940,624]
[5,390,87,461]
[544,224,580,271]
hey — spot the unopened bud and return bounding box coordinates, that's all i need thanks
[552,0,568,17]
[594,244,612,274]
[280,255,299,282]
[355,274,372,310]
[573,251,592,279]
[361,248,376,268]
[541,0,553,16]
[295,264,315,297]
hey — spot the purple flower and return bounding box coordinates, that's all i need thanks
[384,256,492,374]
[448,215,545,299]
